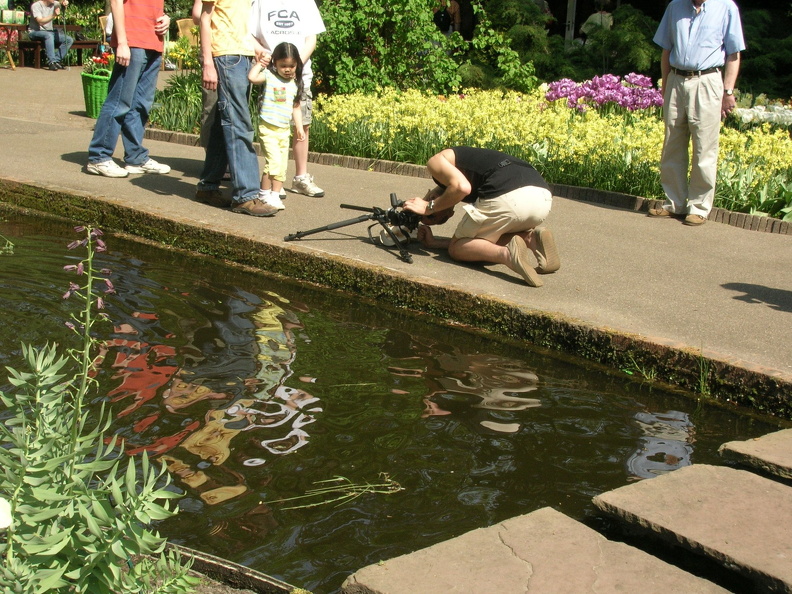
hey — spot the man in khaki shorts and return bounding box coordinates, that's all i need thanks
[403,146,560,287]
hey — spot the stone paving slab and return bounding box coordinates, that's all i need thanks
[719,428,792,480]
[341,507,728,594]
[593,464,792,592]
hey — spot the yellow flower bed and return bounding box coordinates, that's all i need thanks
[313,88,792,214]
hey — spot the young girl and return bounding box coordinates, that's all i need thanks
[248,42,306,210]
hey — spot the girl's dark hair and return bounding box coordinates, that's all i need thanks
[270,42,304,101]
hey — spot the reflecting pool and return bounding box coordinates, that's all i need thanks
[0,214,779,592]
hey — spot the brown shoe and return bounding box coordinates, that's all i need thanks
[533,227,560,274]
[647,207,672,217]
[231,198,278,217]
[684,214,707,226]
[196,188,232,208]
[507,237,543,287]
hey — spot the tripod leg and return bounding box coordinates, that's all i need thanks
[378,222,413,264]
[284,213,376,241]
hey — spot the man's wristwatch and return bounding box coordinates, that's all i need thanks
[428,200,435,213]
[724,89,734,96]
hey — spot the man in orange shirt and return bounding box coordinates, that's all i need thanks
[85,0,172,178]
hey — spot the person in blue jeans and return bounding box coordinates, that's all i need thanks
[28,0,73,70]
[85,0,171,178]
[194,0,277,217]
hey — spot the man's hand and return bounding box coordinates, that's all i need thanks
[202,62,218,90]
[155,14,171,37]
[403,197,428,216]
[115,43,131,66]
[721,94,736,120]
[417,225,434,246]
[254,45,271,68]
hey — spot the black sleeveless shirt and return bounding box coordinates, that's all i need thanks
[449,147,549,203]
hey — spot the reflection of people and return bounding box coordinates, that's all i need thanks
[579,0,612,39]
[410,352,542,433]
[28,0,72,70]
[250,0,327,198]
[403,147,560,287]
[649,0,745,226]
[85,0,172,178]
[248,43,306,211]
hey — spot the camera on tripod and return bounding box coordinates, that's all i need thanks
[382,193,421,230]
[284,193,422,263]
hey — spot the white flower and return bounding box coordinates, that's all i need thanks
[0,497,11,530]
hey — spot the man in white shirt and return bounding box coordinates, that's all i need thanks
[250,0,326,197]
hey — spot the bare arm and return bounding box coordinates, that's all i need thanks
[721,51,740,118]
[199,3,217,90]
[660,49,671,97]
[293,103,305,141]
[110,0,130,66]
[404,149,471,216]
[191,0,202,24]
[300,34,317,63]
[248,61,267,84]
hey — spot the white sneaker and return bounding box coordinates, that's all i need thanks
[86,160,128,178]
[290,174,324,197]
[263,191,286,210]
[125,158,171,174]
[279,188,287,201]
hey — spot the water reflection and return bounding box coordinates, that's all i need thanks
[97,292,324,532]
[627,410,694,479]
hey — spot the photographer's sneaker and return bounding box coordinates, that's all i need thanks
[259,190,285,211]
[86,160,128,178]
[125,158,171,174]
[290,174,324,197]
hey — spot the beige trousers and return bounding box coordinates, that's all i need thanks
[659,70,723,217]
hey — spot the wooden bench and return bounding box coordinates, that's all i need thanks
[17,26,99,68]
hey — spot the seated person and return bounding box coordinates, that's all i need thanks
[28,0,73,70]
[403,147,560,288]
[579,0,613,40]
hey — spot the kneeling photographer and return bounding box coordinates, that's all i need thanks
[403,147,560,287]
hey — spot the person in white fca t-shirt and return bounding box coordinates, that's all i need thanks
[250,0,326,198]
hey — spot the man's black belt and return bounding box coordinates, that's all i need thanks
[671,66,721,77]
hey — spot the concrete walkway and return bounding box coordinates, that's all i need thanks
[1,68,791,416]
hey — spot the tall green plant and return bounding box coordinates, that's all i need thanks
[0,226,198,593]
[150,72,204,135]
[313,0,464,94]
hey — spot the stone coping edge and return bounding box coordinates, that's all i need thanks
[2,179,791,420]
[144,129,791,235]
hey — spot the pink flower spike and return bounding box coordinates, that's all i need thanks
[96,297,104,309]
